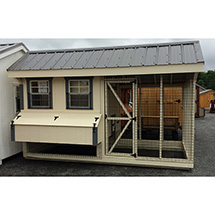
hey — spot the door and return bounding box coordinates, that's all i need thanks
[105,79,137,156]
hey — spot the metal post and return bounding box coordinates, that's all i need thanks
[159,75,164,159]
[139,83,142,140]
[105,81,109,154]
[132,82,135,155]
[132,81,138,156]
[134,81,138,156]
[191,74,197,161]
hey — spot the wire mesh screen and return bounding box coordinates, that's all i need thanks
[137,87,160,157]
[105,75,195,161]
[105,82,134,154]
[137,76,194,160]
[163,87,183,141]
[182,80,195,160]
[160,87,186,159]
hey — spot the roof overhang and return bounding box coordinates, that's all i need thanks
[0,43,28,60]
[8,62,204,78]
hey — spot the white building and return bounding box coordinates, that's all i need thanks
[0,43,28,165]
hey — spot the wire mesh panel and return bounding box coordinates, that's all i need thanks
[105,80,137,155]
[161,87,186,159]
[163,87,183,141]
[182,80,195,161]
[137,87,160,157]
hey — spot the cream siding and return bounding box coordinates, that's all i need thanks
[22,76,101,112]
[13,77,103,146]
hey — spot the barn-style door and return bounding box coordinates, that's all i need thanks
[105,79,137,156]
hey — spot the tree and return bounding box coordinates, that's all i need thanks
[197,70,215,91]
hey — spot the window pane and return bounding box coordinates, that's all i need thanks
[39,87,49,93]
[70,95,80,107]
[80,81,89,86]
[31,95,49,107]
[32,88,39,93]
[41,95,49,106]
[79,95,89,106]
[39,81,48,87]
[32,95,41,106]
[80,87,89,93]
[70,87,79,93]
[39,81,49,93]
[70,81,78,86]
[70,95,89,107]
[31,82,38,87]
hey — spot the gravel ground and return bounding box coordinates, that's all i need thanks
[0,112,215,176]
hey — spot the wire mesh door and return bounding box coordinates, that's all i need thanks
[105,79,137,156]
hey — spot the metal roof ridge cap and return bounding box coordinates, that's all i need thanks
[27,40,200,54]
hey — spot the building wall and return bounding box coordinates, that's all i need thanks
[22,76,102,113]
[0,50,25,163]
[200,91,215,108]
[15,76,103,145]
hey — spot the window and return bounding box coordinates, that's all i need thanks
[66,78,93,109]
[27,79,52,109]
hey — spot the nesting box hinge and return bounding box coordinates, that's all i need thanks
[132,153,137,158]
[16,115,21,120]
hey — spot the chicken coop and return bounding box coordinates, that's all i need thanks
[8,41,204,169]
[200,89,215,109]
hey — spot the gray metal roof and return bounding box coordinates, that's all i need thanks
[8,41,204,71]
[0,43,29,55]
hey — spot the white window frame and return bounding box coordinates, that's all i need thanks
[30,80,50,108]
[68,79,90,109]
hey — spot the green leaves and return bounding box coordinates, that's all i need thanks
[197,70,215,90]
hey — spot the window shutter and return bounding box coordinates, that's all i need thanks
[49,78,53,109]
[27,79,31,108]
[90,78,93,109]
[19,84,24,110]
[65,78,69,109]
